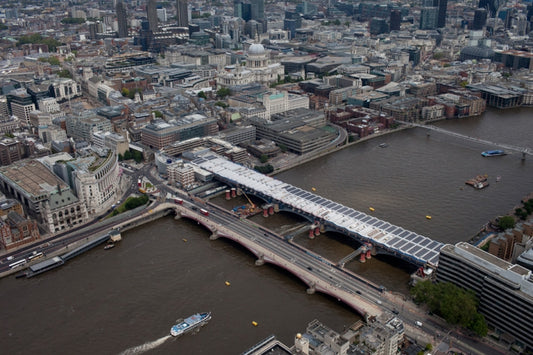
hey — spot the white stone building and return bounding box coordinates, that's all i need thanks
[217,43,284,88]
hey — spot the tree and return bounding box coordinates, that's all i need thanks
[57,69,72,78]
[123,150,132,160]
[152,110,163,118]
[121,88,130,98]
[38,56,60,65]
[497,215,515,230]
[216,87,230,99]
[411,280,487,337]
[278,143,287,153]
[197,91,207,99]
[260,154,269,163]
[118,153,123,161]
[132,150,143,163]
[215,101,228,108]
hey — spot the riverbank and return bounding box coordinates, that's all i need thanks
[271,125,409,176]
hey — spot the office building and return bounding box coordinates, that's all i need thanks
[147,0,158,32]
[0,159,89,234]
[390,9,401,31]
[420,7,438,30]
[434,0,447,28]
[473,8,488,30]
[176,0,188,27]
[6,89,35,127]
[437,242,533,351]
[116,0,128,38]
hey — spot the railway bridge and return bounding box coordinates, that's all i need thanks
[192,153,445,268]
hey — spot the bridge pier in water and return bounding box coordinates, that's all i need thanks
[209,230,219,240]
[174,211,182,220]
[255,255,265,266]
[306,282,316,294]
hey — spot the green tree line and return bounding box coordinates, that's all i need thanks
[411,280,488,337]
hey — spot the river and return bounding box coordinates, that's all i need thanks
[1,108,532,354]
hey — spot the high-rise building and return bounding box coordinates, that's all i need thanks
[433,0,447,28]
[420,7,438,30]
[116,0,128,38]
[250,0,264,20]
[147,0,158,32]
[479,0,502,17]
[473,8,487,30]
[390,9,401,31]
[176,0,188,27]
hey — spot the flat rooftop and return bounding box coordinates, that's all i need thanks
[0,160,69,199]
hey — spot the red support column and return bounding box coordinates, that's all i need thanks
[231,188,236,198]
[365,250,372,259]
[268,206,274,215]
[308,229,315,239]
[359,253,366,263]
[314,227,320,236]
[263,208,269,217]
[225,190,231,200]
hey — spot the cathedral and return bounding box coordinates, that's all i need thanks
[217,43,285,88]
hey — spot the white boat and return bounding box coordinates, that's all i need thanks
[170,312,211,337]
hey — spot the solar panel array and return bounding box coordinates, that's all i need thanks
[193,154,444,266]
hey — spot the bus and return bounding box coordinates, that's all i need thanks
[200,208,209,216]
[28,252,44,261]
[9,259,27,269]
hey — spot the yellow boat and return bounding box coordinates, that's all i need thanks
[311,187,316,191]
[252,321,258,326]
[182,238,187,242]
[369,207,375,212]
[225,281,231,286]
[426,215,432,220]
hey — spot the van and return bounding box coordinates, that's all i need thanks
[415,321,423,327]
[7,256,14,261]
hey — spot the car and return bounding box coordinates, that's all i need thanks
[355,290,361,295]
[7,256,14,261]
[392,309,399,315]
[415,321,423,327]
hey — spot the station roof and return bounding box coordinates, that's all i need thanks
[193,154,444,266]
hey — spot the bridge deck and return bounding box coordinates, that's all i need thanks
[193,154,444,266]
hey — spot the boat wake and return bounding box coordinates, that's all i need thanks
[118,335,171,355]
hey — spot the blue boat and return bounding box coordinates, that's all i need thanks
[170,312,211,336]
[481,150,506,157]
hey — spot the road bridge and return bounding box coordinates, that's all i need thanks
[150,201,383,320]
[192,153,444,268]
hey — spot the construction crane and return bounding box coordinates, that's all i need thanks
[241,190,255,209]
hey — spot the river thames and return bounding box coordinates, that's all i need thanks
[1,108,532,354]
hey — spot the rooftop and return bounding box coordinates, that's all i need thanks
[0,159,69,199]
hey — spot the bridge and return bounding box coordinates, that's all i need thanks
[399,121,533,156]
[150,201,384,320]
[192,153,444,268]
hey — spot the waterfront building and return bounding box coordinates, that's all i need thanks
[0,159,88,234]
[217,125,256,145]
[437,242,533,351]
[0,211,40,251]
[53,149,120,216]
[168,161,195,187]
[249,108,334,155]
